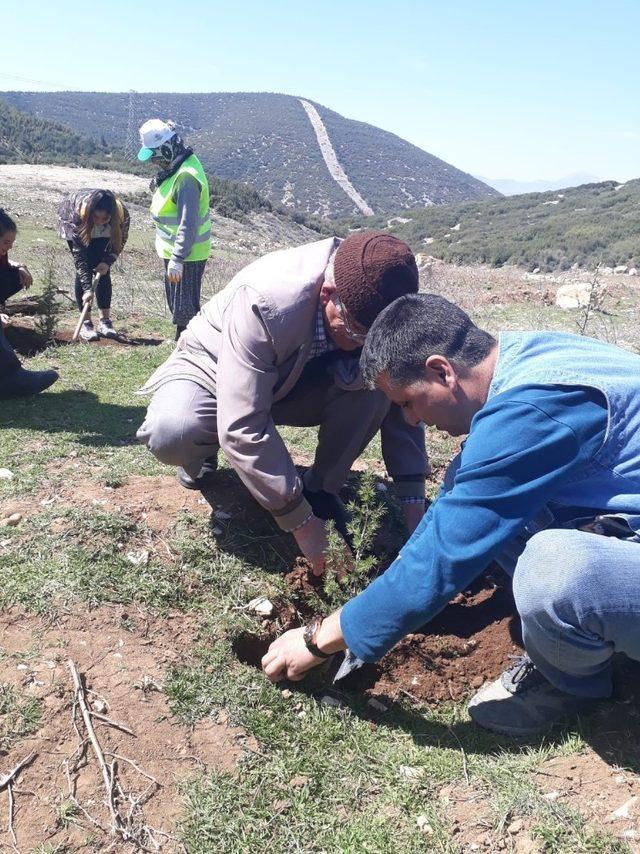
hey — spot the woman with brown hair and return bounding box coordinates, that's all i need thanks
[58,189,130,341]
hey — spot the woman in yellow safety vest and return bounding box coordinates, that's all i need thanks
[138,120,211,339]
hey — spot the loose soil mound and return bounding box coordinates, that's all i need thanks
[237,560,522,706]
[5,318,164,356]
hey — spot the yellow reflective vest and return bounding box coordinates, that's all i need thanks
[150,154,211,261]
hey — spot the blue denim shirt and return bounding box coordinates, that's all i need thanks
[341,331,640,662]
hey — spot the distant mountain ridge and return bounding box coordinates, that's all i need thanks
[2,91,499,218]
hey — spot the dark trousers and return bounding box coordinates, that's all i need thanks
[163,259,206,327]
[0,322,21,377]
[67,239,112,311]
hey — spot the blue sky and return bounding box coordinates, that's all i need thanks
[3,0,638,182]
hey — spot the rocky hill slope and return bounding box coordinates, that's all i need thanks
[2,91,498,218]
[369,179,640,272]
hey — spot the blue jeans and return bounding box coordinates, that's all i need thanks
[497,524,640,698]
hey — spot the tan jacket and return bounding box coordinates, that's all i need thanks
[146,238,427,528]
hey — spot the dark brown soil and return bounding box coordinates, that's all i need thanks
[5,317,163,356]
[236,559,522,706]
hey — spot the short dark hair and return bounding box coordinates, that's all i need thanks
[360,293,496,388]
[0,208,17,237]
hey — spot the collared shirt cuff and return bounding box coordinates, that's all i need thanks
[272,496,314,532]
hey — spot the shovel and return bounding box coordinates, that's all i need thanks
[71,271,101,342]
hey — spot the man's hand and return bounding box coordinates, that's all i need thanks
[293,515,354,577]
[293,514,329,576]
[402,500,426,535]
[167,259,183,284]
[82,290,94,305]
[17,266,32,289]
[94,262,109,276]
[262,610,346,683]
[261,626,325,682]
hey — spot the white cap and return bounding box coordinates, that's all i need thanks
[138,119,177,161]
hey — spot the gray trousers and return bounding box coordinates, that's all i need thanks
[137,360,390,495]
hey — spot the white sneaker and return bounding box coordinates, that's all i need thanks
[80,321,99,342]
[98,319,118,338]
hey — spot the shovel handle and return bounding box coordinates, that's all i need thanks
[70,271,101,342]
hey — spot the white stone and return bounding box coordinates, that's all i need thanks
[555,283,593,309]
[0,469,13,480]
[367,698,388,712]
[416,815,433,833]
[125,549,149,567]
[399,765,424,780]
[612,796,638,819]
[248,596,275,617]
[214,510,232,520]
[628,268,638,276]
[7,513,22,526]
[507,818,524,834]
[614,265,628,274]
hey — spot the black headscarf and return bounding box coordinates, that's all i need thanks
[149,133,194,191]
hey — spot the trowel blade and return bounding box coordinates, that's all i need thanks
[332,649,365,683]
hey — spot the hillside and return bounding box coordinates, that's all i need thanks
[371,179,640,272]
[0,98,132,170]
[2,91,498,218]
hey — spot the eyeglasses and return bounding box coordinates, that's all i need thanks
[332,295,368,344]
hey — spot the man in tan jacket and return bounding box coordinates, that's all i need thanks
[137,231,429,573]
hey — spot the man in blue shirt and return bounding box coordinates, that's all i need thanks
[262,293,640,737]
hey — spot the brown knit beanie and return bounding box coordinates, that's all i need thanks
[333,231,419,329]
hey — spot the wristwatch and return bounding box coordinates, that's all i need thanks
[303,617,333,659]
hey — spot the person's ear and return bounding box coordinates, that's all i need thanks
[426,355,455,386]
[319,278,336,307]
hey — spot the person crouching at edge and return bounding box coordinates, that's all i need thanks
[0,209,58,399]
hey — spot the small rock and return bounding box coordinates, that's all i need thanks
[7,513,22,526]
[16,664,28,671]
[399,765,424,780]
[281,689,293,700]
[91,699,108,714]
[415,815,433,833]
[471,676,484,689]
[290,775,308,789]
[507,818,524,834]
[214,510,232,520]
[212,526,223,536]
[125,549,149,566]
[542,790,560,801]
[248,597,275,618]
[367,698,388,713]
[0,468,13,480]
[375,482,388,492]
[612,796,639,819]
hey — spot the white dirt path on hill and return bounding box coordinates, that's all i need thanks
[299,99,374,216]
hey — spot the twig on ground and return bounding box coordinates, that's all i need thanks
[91,712,136,737]
[7,783,16,847]
[0,753,36,790]
[447,726,470,785]
[67,659,123,833]
[0,753,35,854]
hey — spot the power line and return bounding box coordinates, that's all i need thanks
[0,72,76,90]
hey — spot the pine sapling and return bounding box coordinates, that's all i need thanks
[323,471,386,610]
[34,253,61,343]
